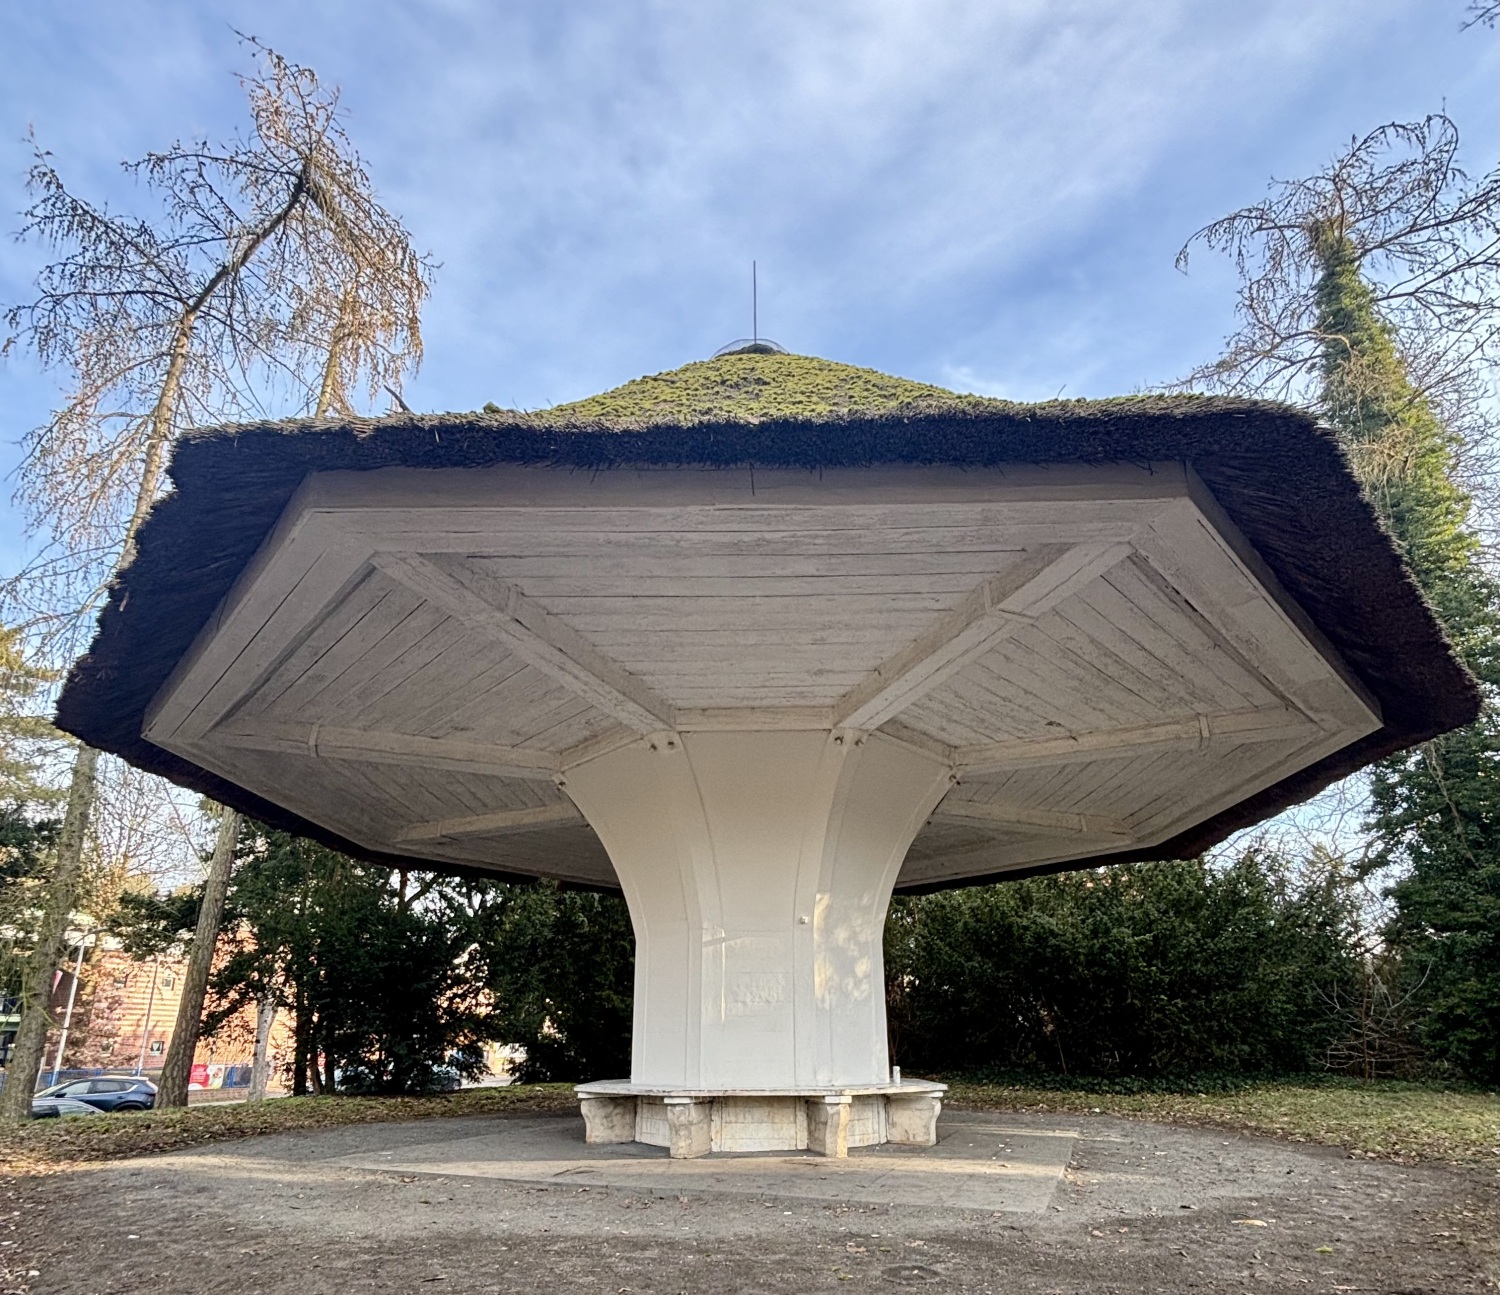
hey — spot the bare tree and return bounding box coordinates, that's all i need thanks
[0,39,432,1122]
[157,810,241,1106]
[1173,115,1500,545]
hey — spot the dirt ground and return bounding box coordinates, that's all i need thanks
[4,1110,1494,1294]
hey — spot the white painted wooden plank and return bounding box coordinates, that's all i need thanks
[359,639,550,736]
[954,707,1314,773]
[930,660,1098,738]
[217,718,562,780]
[603,642,900,666]
[1126,734,1328,840]
[472,550,1033,579]
[559,610,941,633]
[674,707,833,731]
[1086,564,1277,710]
[344,519,1152,558]
[258,591,438,723]
[328,496,1168,539]
[502,573,1008,598]
[151,536,368,744]
[143,495,343,740]
[1136,499,1379,729]
[462,695,606,750]
[1182,464,1382,722]
[832,544,1131,730]
[1039,599,1220,716]
[395,803,585,844]
[538,592,972,617]
[372,552,675,733]
[329,617,477,726]
[931,797,1132,839]
[376,654,541,739]
[236,571,407,720]
[1019,608,1196,717]
[299,459,1188,512]
[964,638,1152,730]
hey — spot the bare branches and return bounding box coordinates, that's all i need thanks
[2,37,435,662]
[1176,118,1499,399]
[1173,116,1500,555]
[1462,1,1498,29]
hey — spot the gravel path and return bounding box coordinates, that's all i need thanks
[5,1110,1494,1293]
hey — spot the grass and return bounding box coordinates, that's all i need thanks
[0,1083,576,1176]
[943,1077,1498,1166]
[1,1078,1492,1175]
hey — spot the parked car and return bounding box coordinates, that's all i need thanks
[33,1076,158,1113]
[29,1095,104,1119]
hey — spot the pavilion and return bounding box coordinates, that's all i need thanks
[56,351,1478,1157]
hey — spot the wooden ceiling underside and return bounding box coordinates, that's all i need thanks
[143,464,1380,887]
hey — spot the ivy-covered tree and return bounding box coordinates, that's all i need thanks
[1180,116,1500,1081]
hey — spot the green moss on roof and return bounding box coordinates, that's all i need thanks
[535,353,991,425]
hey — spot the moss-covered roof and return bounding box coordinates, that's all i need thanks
[537,353,986,424]
[52,351,1480,893]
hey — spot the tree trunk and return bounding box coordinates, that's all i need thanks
[248,994,277,1101]
[0,745,99,1122]
[322,1024,337,1094]
[292,989,312,1096]
[156,810,241,1108]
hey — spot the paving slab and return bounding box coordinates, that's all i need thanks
[333,1110,1078,1212]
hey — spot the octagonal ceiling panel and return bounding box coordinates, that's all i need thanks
[142,462,1380,887]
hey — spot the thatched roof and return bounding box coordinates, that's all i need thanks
[55,353,1480,887]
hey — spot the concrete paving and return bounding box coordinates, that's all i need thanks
[334,1110,1079,1212]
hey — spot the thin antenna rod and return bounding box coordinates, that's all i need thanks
[752,261,758,343]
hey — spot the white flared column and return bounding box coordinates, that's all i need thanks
[563,729,952,1090]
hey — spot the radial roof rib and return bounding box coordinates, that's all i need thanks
[831,542,1133,730]
[371,551,675,733]
[395,803,586,844]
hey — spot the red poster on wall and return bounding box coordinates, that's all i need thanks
[188,1063,210,1089]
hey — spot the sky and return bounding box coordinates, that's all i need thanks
[0,0,1493,579]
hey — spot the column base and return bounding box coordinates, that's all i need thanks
[576,1080,945,1158]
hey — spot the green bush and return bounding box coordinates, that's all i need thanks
[885,852,1362,1079]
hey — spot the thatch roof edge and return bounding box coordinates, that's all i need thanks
[55,396,1481,891]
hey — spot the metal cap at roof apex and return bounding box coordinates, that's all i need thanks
[711,337,789,357]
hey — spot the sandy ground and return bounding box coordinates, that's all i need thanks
[4,1110,1494,1294]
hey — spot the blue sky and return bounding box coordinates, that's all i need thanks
[0,1,1493,579]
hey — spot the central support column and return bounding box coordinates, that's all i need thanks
[566,728,951,1154]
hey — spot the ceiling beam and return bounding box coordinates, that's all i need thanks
[832,543,1133,730]
[218,719,562,781]
[371,552,676,734]
[931,798,1132,839]
[954,706,1311,775]
[395,803,585,844]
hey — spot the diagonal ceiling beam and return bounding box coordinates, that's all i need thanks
[372,552,676,733]
[832,543,1134,730]
[953,706,1312,775]
[218,719,562,781]
[930,797,1132,839]
[395,803,585,844]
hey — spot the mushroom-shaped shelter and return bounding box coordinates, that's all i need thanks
[57,352,1478,1157]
